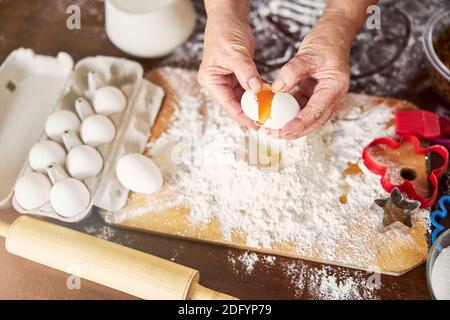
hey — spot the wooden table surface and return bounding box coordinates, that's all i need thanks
[0,0,449,300]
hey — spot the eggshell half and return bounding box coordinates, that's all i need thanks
[15,172,52,210]
[29,140,67,173]
[241,91,259,121]
[241,91,300,129]
[116,153,163,194]
[93,86,127,115]
[50,178,90,218]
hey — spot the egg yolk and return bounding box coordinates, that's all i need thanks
[256,89,275,126]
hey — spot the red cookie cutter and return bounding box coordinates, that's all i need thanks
[362,135,449,208]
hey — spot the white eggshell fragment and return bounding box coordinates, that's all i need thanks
[241,91,300,130]
[116,153,163,194]
[80,114,116,147]
[93,86,127,115]
[66,145,104,180]
[50,178,90,218]
[29,140,67,173]
[45,110,81,142]
[241,91,259,121]
[15,173,52,210]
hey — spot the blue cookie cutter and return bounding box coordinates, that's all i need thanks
[430,195,450,249]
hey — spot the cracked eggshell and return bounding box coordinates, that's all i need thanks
[66,145,104,180]
[14,172,52,210]
[116,153,163,194]
[241,91,300,130]
[93,86,127,115]
[45,110,81,142]
[80,114,116,147]
[29,140,67,173]
[50,178,90,218]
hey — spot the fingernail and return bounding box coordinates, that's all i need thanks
[248,77,262,92]
[272,79,286,92]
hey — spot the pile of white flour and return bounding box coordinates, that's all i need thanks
[113,69,429,268]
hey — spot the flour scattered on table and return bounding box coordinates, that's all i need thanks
[263,255,277,266]
[283,260,380,300]
[84,225,116,240]
[238,252,260,274]
[83,225,135,246]
[226,250,380,300]
[170,245,185,262]
[227,251,261,275]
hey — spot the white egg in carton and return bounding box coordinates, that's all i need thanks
[0,48,164,222]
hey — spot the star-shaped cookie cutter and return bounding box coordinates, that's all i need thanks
[430,195,450,247]
[362,135,448,208]
[373,188,421,232]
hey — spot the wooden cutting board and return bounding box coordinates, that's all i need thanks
[102,67,429,276]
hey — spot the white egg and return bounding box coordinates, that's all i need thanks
[66,145,104,180]
[45,110,81,142]
[241,90,300,130]
[15,172,52,210]
[29,140,67,173]
[93,86,127,115]
[50,178,90,218]
[116,153,163,194]
[80,114,116,147]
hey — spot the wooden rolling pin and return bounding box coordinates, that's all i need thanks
[0,216,236,300]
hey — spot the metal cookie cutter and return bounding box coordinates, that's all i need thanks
[373,187,421,232]
[362,135,449,208]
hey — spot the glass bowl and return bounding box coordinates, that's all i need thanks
[423,8,450,103]
[426,228,450,299]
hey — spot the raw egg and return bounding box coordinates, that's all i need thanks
[29,140,67,173]
[50,178,91,218]
[93,86,127,115]
[66,145,104,180]
[46,164,91,218]
[45,110,81,142]
[116,153,163,194]
[241,86,300,130]
[14,172,52,210]
[80,114,116,147]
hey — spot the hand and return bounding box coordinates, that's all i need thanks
[198,5,262,130]
[268,11,355,140]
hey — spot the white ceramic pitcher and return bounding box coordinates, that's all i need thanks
[105,0,197,58]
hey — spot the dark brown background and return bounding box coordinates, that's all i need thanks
[0,0,448,300]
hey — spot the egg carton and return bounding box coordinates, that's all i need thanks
[0,48,164,222]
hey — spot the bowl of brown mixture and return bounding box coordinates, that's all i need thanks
[424,8,450,103]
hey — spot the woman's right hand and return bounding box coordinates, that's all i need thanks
[198,1,262,130]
